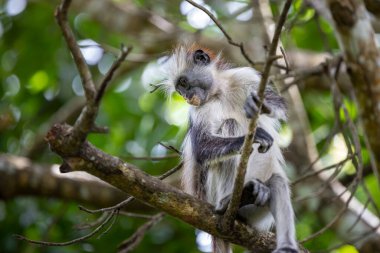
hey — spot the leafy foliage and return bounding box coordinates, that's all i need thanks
[0,0,378,252]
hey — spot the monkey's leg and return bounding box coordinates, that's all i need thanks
[214,179,270,214]
[268,174,298,253]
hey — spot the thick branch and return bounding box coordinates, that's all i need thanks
[0,154,125,207]
[45,123,307,253]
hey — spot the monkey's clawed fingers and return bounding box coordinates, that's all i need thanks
[244,91,272,119]
[254,127,273,153]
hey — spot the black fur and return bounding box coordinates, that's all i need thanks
[189,123,273,165]
[214,179,271,214]
[244,86,287,119]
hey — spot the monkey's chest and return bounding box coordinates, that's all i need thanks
[214,117,246,137]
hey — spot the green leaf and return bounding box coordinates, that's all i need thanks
[27,70,49,94]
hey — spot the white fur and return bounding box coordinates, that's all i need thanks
[181,64,285,231]
[163,48,295,251]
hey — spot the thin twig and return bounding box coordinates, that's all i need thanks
[299,56,368,242]
[125,154,179,161]
[158,162,183,180]
[315,225,380,253]
[294,162,345,202]
[55,0,96,102]
[14,211,116,246]
[97,210,119,239]
[347,198,371,232]
[292,154,354,185]
[79,162,183,214]
[299,121,339,174]
[118,213,165,253]
[222,0,293,228]
[300,183,360,243]
[185,0,256,66]
[79,197,135,214]
[118,212,155,219]
[149,83,163,93]
[280,46,290,73]
[95,44,132,104]
[158,142,181,155]
[74,212,109,230]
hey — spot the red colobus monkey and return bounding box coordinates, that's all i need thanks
[161,45,298,253]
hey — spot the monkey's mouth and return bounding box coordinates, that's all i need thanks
[185,95,201,106]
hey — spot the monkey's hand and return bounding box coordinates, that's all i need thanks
[244,91,272,118]
[254,127,273,153]
[214,179,271,214]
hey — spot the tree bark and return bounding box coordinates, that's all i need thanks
[0,154,126,207]
[43,123,309,253]
[325,0,380,172]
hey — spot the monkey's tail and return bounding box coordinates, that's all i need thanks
[212,236,231,253]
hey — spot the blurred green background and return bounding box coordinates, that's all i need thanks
[0,0,379,252]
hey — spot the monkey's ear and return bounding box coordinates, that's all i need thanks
[193,49,210,65]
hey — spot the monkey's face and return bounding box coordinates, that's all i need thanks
[174,49,214,106]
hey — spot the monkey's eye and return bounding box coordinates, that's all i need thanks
[193,49,210,65]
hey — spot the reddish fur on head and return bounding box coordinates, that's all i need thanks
[187,43,217,61]
[176,43,229,70]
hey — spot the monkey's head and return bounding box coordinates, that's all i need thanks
[162,45,226,106]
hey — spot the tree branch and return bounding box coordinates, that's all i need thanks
[118,213,165,253]
[95,44,132,105]
[223,0,293,228]
[0,154,127,207]
[45,123,308,252]
[42,0,309,251]
[311,0,380,174]
[55,0,96,102]
[15,211,117,246]
[185,0,256,66]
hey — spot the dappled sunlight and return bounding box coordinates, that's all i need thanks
[196,230,212,252]
[5,0,27,16]
[1,0,380,252]
[226,2,252,21]
[164,93,189,127]
[78,39,103,65]
[180,0,217,29]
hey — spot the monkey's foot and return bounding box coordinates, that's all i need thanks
[273,247,298,253]
[254,127,273,153]
[240,179,271,207]
[214,195,231,215]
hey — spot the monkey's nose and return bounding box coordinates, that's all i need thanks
[177,76,189,90]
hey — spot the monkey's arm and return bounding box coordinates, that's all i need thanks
[190,124,273,164]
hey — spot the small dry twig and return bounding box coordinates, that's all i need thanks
[15,211,117,246]
[118,213,165,253]
[185,0,256,66]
